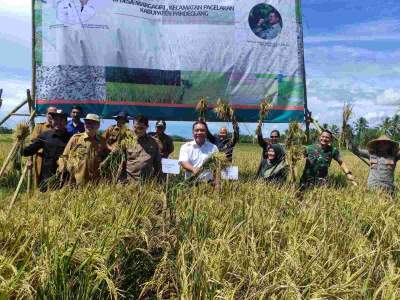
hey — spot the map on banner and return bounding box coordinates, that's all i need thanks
[34,0,306,122]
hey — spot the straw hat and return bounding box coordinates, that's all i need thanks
[84,113,100,123]
[367,135,398,153]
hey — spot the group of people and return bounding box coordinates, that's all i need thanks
[23,106,399,196]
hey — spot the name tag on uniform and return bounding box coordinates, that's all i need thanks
[162,159,180,174]
[221,166,239,180]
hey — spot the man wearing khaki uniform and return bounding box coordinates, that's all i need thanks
[31,106,57,187]
[120,115,161,182]
[58,113,108,185]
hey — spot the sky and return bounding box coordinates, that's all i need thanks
[0,0,399,138]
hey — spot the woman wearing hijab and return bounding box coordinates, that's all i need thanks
[351,135,400,195]
[257,144,288,183]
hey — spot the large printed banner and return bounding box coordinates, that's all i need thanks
[35,0,306,122]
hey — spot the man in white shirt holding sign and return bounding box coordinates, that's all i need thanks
[179,120,218,181]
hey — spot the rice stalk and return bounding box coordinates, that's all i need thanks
[285,122,306,183]
[258,97,273,129]
[196,97,208,120]
[213,99,235,121]
[340,103,353,149]
[100,129,138,182]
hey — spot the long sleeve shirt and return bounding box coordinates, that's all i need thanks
[58,132,108,185]
[352,146,400,192]
[209,122,239,162]
[23,130,70,189]
[124,135,162,182]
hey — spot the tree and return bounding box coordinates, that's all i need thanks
[354,117,369,145]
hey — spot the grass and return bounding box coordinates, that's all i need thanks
[0,135,399,299]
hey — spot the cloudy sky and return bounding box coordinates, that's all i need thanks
[0,0,399,136]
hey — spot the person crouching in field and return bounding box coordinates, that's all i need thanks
[351,135,399,196]
[257,144,288,183]
[119,115,162,183]
[58,114,108,186]
[179,120,218,182]
[300,129,357,190]
[23,110,70,192]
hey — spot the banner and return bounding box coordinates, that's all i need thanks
[34,0,306,122]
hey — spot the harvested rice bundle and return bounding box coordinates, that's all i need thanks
[100,130,138,181]
[213,99,235,121]
[285,122,306,183]
[196,97,208,120]
[340,103,353,149]
[257,97,273,129]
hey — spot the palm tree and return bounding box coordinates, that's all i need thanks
[354,117,369,145]
[379,117,392,135]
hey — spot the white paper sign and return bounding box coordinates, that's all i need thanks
[221,166,239,180]
[162,159,180,175]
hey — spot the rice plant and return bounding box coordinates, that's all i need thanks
[0,138,399,299]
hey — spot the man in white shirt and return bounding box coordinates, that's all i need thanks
[57,0,96,25]
[179,120,218,181]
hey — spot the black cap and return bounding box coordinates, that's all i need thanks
[156,120,166,128]
[49,109,68,119]
[113,111,129,121]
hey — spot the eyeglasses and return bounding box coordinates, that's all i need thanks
[270,135,279,138]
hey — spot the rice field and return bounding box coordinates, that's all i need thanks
[0,135,399,299]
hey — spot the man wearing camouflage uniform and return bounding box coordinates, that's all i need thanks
[58,113,108,185]
[351,135,399,195]
[300,129,356,190]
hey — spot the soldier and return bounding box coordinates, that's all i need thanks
[351,135,400,195]
[31,106,57,187]
[120,115,161,182]
[149,120,174,158]
[208,119,239,162]
[103,111,130,152]
[58,113,108,185]
[300,129,356,190]
[23,110,70,192]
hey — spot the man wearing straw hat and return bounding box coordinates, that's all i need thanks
[351,135,400,195]
[103,111,130,152]
[58,113,108,185]
[30,106,58,188]
[300,129,356,190]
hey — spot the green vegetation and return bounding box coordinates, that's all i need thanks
[106,71,230,105]
[0,138,399,298]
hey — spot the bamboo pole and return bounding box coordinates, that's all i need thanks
[0,99,29,127]
[26,90,35,194]
[0,141,20,177]
[0,110,36,178]
[8,162,29,214]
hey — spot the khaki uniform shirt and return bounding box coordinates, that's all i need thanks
[124,135,161,182]
[31,122,53,187]
[148,132,174,158]
[103,125,129,151]
[59,132,107,185]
